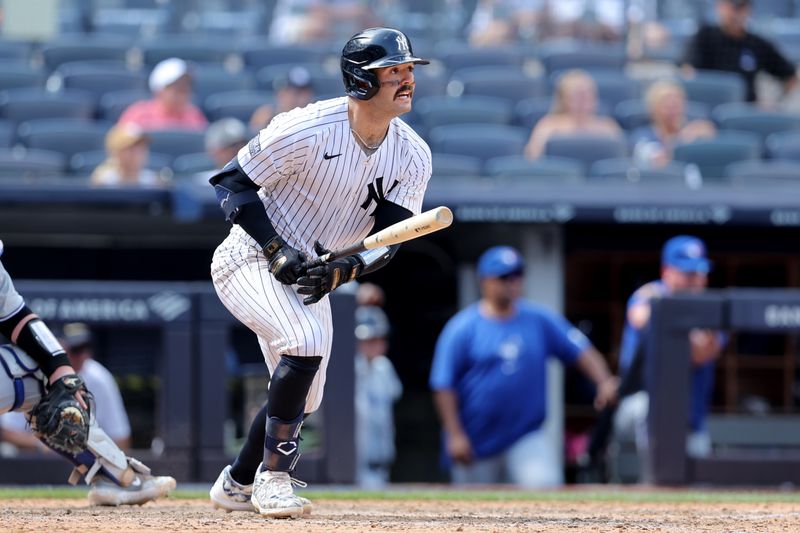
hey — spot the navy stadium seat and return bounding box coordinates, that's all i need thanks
[439,43,526,72]
[145,129,206,160]
[242,44,333,71]
[430,153,483,181]
[415,96,513,130]
[254,63,340,95]
[672,132,761,182]
[172,152,217,176]
[52,63,147,104]
[484,155,584,182]
[539,42,627,74]
[0,89,95,123]
[589,158,688,185]
[725,159,800,185]
[614,99,709,131]
[765,131,800,161]
[0,148,66,179]
[17,119,111,162]
[41,39,131,72]
[712,104,800,141]
[0,41,33,62]
[0,62,45,91]
[190,66,256,104]
[543,134,628,173]
[409,67,448,99]
[140,40,237,68]
[513,97,554,130]
[448,66,547,104]
[428,124,530,164]
[0,120,15,148]
[91,8,172,37]
[680,70,746,107]
[204,90,272,123]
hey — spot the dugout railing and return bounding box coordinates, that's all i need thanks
[647,289,800,486]
[0,281,355,484]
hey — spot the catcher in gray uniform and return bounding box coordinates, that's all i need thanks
[0,240,176,505]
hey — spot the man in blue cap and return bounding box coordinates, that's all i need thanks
[429,245,618,487]
[614,235,725,477]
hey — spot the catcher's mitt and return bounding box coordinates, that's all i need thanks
[29,374,92,455]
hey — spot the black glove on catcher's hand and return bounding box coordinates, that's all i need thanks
[29,374,92,455]
[263,236,307,285]
[297,241,363,305]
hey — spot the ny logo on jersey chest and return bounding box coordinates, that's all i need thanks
[361,176,399,215]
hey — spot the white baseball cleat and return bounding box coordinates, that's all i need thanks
[250,466,306,519]
[209,465,254,512]
[210,464,312,515]
[88,473,176,506]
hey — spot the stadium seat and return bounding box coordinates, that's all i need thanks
[438,43,526,72]
[0,148,66,179]
[0,41,33,62]
[430,153,483,181]
[672,132,761,183]
[69,150,173,176]
[725,159,800,185]
[145,129,206,160]
[51,63,147,105]
[0,89,95,123]
[539,42,627,75]
[172,152,217,176]
[448,66,547,104]
[751,0,796,19]
[589,158,688,185]
[614,99,710,131]
[140,40,237,68]
[428,124,530,164]
[17,119,112,162]
[409,67,448,99]
[414,96,513,130]
[543,134,628,173]
[513,97,554,130]
[255,63,340,95]
[190,66,256,104]
[0,62,45,91]
[41,39,131,72]
[190,9,268,39]
[679,70,746,107]
[98,89,151,122]
[0,120,15,148]
[242,44,334,71]
[712,104,800,141]
[204,90,272,123]
[484,155,584,182]
[765,131,800,161]
[92,8,172,37]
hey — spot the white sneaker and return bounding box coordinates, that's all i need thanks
[251,466,305,519]
[209,465,254,512]
[88,473,176,506]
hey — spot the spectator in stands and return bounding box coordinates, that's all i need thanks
[614,236,726,479]
[249,66,315,131]
[681,0,797,103]
[430,245,618,487]
[268,0,379,45]
[632,80,716,168]
[205,118,250,170]
[356,282,386,308]
[0,411,44,455]
[467,0,541,46]
[537,0,626,42]
[59,323,132,450]
[354,305,402,488]
[91,123,165,187]
[118,58,208,131]
[524,69,623,159]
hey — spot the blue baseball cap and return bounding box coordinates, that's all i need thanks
[477,246,525,279]
[662,235,711,273]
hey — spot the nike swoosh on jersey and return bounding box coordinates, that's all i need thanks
[323,152,342,160]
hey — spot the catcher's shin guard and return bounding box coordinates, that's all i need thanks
[57,418,143,487]
[0,344,45,414]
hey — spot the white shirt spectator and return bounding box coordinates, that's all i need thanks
[80,359,130,442]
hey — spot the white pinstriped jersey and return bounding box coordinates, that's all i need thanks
[231,96,432,256]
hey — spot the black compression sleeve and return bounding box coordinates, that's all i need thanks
[210,163,278,248]
[0,305,70,376]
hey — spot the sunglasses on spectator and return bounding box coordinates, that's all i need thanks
[497,270,524,281]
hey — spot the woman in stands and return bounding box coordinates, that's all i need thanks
[632,80,716,168]
[524,69,622,159]
[91,124,165,187]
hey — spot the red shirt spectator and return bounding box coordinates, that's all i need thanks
[118,57,208,131]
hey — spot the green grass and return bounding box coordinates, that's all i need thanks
[1,486,799,504]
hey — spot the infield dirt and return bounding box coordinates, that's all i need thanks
[3,497,799,532]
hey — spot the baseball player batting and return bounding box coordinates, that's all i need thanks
[0,240,176,505]
[208,27,433,518]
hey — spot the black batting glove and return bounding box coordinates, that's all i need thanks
[263,236,307,285]
[296,241,363,305]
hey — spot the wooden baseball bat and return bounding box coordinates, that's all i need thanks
[315,206,453,264]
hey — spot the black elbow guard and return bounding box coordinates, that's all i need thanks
[0,305,69,376]
[210,162,262,223]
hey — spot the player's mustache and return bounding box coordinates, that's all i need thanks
[393,83,415,97]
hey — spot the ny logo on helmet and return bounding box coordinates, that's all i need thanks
[396,34,410,54]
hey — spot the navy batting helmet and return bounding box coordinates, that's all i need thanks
[341,27,429,101]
